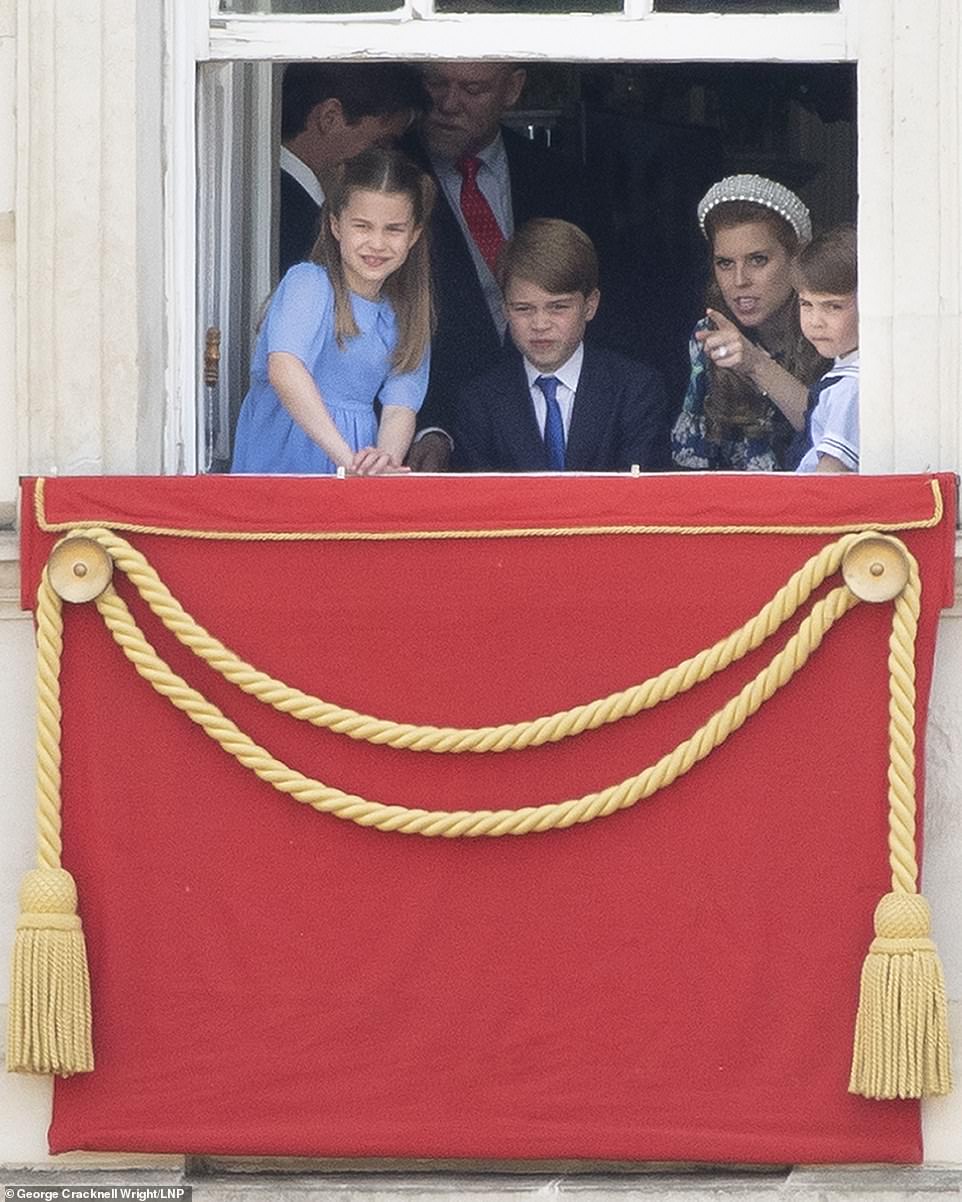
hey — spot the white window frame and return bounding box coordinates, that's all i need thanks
[164,0,961,481]
[205,5,856,60]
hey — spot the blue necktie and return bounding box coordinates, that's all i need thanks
[536,375,566,471]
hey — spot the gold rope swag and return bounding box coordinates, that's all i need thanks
[6,526,951,1099]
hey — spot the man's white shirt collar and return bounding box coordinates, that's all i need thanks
[280,145,325,207]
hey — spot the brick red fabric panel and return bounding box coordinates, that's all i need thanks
[21,474,954,1161]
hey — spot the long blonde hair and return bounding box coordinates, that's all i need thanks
[702,201,827,447]
[310,148,436,374]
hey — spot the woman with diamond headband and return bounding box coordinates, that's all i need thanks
[671,175,830,471]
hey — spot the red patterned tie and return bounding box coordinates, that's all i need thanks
[456,154,505,273]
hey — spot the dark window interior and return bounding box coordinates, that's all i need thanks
[220,1,839,11]
[655,1,838,11]
[509,62,855,401]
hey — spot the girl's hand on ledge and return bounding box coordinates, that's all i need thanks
[350,447,412,477]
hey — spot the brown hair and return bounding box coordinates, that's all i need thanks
[310,147,436,374]
[792,223,858,295]
[497,218,599,298]
[281,63,428,139]
[701,201,827,447]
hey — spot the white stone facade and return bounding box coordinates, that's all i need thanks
[0,0,960,1173]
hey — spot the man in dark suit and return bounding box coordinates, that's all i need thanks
[405,63,585,471]
[452,219,668,473]
[278,64,428,278]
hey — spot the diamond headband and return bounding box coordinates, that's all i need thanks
[697,174,812,244]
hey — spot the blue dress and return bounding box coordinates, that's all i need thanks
[231,263,429,474]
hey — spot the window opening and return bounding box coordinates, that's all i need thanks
[200,60,855,474]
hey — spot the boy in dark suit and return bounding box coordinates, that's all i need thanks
[452,218,669,472]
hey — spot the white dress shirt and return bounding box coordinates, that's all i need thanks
[523,344,585,440]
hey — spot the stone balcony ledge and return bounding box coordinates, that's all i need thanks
[3,1165,962,1202]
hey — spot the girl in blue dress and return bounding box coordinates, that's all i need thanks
[232,148,435,475]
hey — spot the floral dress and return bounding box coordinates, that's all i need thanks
[670,318,794,472]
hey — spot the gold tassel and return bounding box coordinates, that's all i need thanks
[6,866,94,1076]
[849,892,951,1099]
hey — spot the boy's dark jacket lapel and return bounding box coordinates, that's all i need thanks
[502,353,549,470]
[565,344,610,470]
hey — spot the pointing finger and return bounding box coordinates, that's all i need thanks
[705,307,736,332]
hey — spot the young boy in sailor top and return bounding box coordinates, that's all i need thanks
[793,224,860,474]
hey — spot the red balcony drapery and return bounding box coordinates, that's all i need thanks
[19,472,956,1161]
